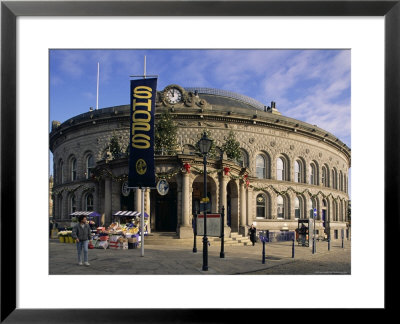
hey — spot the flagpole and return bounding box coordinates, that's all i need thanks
[96,62,99,110]
[144,56,146,79]
[141,55,146,257]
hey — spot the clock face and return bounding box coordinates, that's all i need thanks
[121,181,131,197]
[165,88,182,104]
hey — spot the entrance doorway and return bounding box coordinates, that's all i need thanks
[191,175,217,215]
[322,199,328,234]
[154,182,177,232]
[227,180,239,232]
[227,198,231,227]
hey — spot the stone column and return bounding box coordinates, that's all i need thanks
[220,174,228,225]
[104,177,112,225]
[135,188,142,212]
[94,182,99,213]
[178,172,192,238]
[239,181,247,236]
[246,187,252,226]
[219,173,231,237]
[289,191,296,229]
[182,172,190,226]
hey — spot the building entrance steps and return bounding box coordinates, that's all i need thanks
[144,231,251,246]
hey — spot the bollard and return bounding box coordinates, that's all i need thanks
[341,230,344,249]
[193,213,197,253]
[220,206,225,258]
[312,236,315,254]
[193,234,197,253]
[292,239,295,258]
[315,237,317,253]
[328,238,330,251]
[262,241,266,264]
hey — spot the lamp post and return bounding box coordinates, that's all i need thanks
[198,132,213,271]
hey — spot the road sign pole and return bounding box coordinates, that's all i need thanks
[312,208,316,254]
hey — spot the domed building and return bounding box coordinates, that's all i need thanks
[50,85,351,241]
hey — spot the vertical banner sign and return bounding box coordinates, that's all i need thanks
[128,78,157,188]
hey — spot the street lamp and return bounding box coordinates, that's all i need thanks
[198,132,213,271]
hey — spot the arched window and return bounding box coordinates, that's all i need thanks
[256,194,266,219]
[53,162,57,184]
[276,157,284,181]
[238,149,249,168]
[69,194,77,215]
[86,155,95,179]
[277,195,284,219]
[333,200,338,221]
[339,171,343,191]
[294,160,301,183]
[58,195,63,219]
[331,168,337,189]
[309,162,318,185]
[294,196,303,219]
[58,160,64,184]
[256,155,266,179]
[340,200,344,221]
[322,165,328,187]
[309,197,317,219]
[322,199,328,227]
[86,193,94,211]
[71,158,77,181]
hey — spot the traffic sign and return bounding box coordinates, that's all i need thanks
[313,208,317,218]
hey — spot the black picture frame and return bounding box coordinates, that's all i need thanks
[1,0,398,322]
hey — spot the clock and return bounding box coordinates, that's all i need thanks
[121,181,131,197]
[165,87,182,104]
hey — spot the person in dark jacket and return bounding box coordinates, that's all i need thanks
[71,216,92,266]
[299,223,307,246]
[249,224,257,246]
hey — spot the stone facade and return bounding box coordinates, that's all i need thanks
[50,85,351,241]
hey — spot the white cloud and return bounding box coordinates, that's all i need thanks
[58,51,88,78]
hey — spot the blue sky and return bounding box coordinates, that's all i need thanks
[50,49,351,181]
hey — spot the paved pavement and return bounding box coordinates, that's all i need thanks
[49,237,351,275]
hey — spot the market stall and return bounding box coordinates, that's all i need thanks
[89,211,149,250]
[113,210,149,236]
[70,211,102,231]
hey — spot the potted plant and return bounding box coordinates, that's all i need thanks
[66,230,74,243]
[57,231,67,243]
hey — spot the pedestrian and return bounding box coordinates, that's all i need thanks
[249,224,257,246]
[71,215,92,266]
[299,223,307,246]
